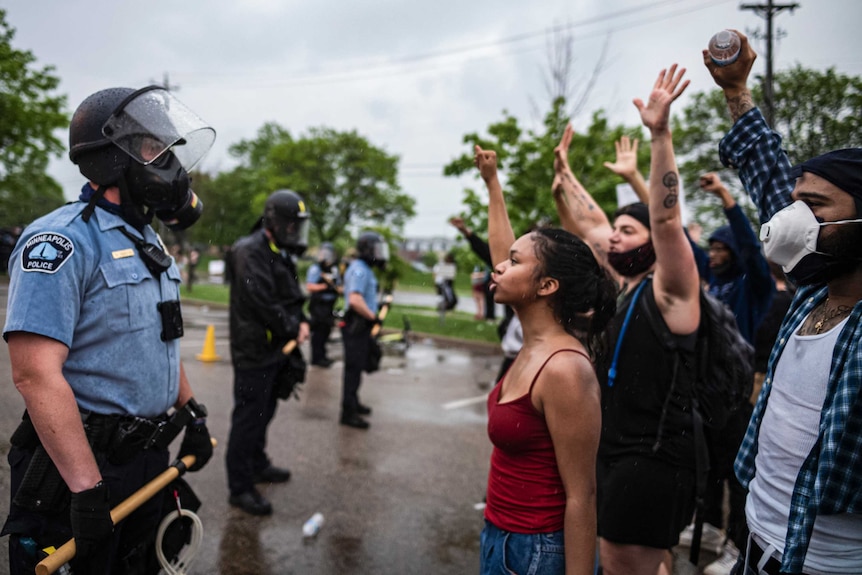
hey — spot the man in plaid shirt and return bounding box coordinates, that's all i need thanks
[705,31,862,575]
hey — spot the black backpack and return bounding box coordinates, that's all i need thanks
[630,280,754,565]
[693,289,755,429]
[629,280,754,430]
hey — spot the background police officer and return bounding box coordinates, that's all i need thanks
[339,231,389,430]
[305,242,342,368]
[2,86,215,574]
[225,190,310,516]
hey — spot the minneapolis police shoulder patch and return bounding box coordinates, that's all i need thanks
[21,232,75,274]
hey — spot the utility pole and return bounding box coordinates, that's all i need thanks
[151,72,180,92]
[740,0,798,127]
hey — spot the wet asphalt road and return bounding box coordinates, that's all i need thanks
[0,284,713,574]
[0,285,505,575]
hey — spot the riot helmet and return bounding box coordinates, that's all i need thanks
[263,190,310,256]
[69,86,215,230]
[317,242,337,268]
[356,231,389,269]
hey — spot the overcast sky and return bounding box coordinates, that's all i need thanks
[6,0,861,239]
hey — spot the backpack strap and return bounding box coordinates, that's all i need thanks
[688,401,711,566]
[607,279,649,387]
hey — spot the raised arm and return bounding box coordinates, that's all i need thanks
[603,136,649,203]
[704,30,795,223]
[474,145,516,267]
[552,124,613,264]
[449,216,492,265]
[634,64,700,333]
[700,173,775,301]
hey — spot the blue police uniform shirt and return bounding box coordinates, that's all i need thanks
[306,263,338,302]
[343,259,378,314]
[3,202,183,418]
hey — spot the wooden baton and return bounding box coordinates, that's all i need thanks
[35,438,217,575]
[371,295,394,337]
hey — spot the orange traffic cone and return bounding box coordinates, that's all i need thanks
[196,324,221,362]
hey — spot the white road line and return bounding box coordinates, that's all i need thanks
[442,395,488,410]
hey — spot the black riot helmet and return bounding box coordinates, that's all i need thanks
[69,86,215,230]
[263,190,310,256]
[356,231,389,269]
[69,87,137,185]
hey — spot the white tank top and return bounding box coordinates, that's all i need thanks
[746,315,862,573]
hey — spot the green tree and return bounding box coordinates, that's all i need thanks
[191,122,416,250]
[444,98,646,238]
[0,9,67,228]
[186,168,267,249]
[674,65,862,228]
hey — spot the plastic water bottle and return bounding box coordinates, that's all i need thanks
[708,30,741,67]
[302,512,324,537]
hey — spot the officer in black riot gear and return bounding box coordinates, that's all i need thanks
[225,189,311,515]
[3,86,215,574]
[305,242,343,367]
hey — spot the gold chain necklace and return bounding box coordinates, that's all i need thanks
[813,297,852,334]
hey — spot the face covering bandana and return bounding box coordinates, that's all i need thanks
[760,200,862,285]
[607,241,656,277]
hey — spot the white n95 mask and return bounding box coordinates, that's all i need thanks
[760,200,862,284]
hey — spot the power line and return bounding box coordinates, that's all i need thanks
[740,0,799,127]
[175,0,734,89]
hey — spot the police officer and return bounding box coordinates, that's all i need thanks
[305,242,342,367]
[340,231,389,429]
[225,190,310,515]
[2,86,215,574]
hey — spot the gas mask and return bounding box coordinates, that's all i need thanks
[102,87,215,230]
[760,200,862,285]
[123,152,203,231]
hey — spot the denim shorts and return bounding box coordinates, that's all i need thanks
[479,520,565,575]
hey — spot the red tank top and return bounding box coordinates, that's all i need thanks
[484,348,589,533]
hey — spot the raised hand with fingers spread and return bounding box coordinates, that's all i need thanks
[633,64,690,135]
[604,136,649,203]
[603,136,640,179]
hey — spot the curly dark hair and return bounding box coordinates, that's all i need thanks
[530,227,618,358]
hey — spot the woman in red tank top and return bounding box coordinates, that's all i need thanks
[474,145,617,575]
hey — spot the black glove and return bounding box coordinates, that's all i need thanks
[70,481,113,561]
[177,420,213,472]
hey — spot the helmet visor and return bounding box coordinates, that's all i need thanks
[274,217,310,254]
[318,244,336,266]
[102,87,215,171]
[374,241,390,262]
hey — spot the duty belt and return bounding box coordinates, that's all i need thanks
[81,410,188,465]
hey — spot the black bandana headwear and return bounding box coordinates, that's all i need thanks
[614,202,651,230]
[791,148,862,216]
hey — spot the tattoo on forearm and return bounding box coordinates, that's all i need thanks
[558,174,596,219]
[727,90,755,122]
[662,171,679,209]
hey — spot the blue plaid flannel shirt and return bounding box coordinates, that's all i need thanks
[720,107,862,573]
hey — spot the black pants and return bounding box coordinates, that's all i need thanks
[341,323,371,415]
[309,298,336,364]
[704,402,754,550]
[4,445,169,575]
[226,363,280,496]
